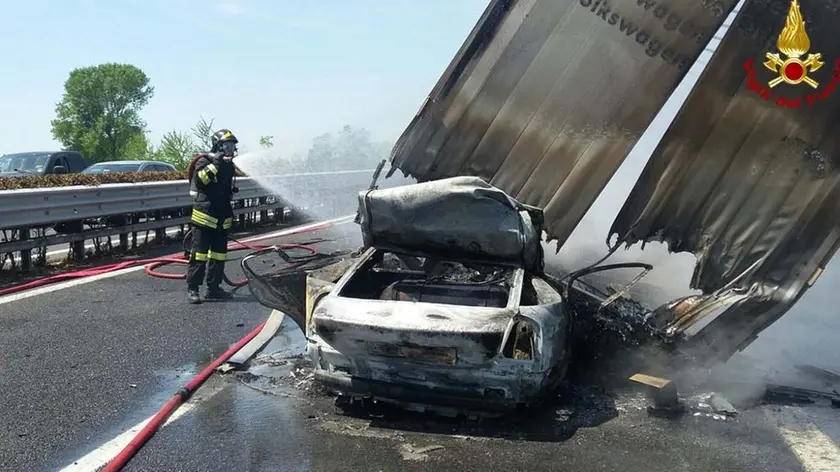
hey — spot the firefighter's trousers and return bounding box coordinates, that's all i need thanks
[186,224,228,289]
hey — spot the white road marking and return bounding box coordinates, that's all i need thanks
[57,382,228,472]
[766,405,840,472]
[0,215,355,306]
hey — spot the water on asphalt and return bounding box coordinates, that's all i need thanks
[123,314,831,472]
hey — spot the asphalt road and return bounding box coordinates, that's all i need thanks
[1,218,838,472]
[0,219,357,472]
[120,318,840,472]
[122,381,830,472]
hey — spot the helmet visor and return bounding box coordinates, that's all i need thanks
[220,140,238,157]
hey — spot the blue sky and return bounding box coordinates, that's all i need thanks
[1,0,488,156]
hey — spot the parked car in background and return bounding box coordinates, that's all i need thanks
[0,151,89,178]
[81,160,177,174]
[79,160,181,229]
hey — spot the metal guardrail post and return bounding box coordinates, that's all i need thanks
[119,230,129,252]
[72,239,85,262]
[154,211,165,245]
[259,197,268,224]
[18,226,31,272]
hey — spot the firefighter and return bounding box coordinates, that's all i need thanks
[186,128,240,304]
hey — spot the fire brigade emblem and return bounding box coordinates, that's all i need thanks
[763,0,823,88]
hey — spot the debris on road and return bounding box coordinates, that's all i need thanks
[764,384,840,408]
[223,309,286,368]
[684,392,738,420]
[629,373,681,411]
[709,393,738,416]
[794,364,840,386]
[399,444,444,462]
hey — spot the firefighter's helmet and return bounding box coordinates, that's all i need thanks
[211,129,239,154]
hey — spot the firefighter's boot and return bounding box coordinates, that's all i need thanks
[187,288,202,304]
[206,286,233,300]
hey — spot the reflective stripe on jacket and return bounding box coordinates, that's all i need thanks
[189,154,236,230]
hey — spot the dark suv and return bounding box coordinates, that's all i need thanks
[0,151,89,177]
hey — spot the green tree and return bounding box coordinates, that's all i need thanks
[148,117,219,170]
[51,63,154,163]
[192,116,215,150]
[154,130,198,170]
[123,133,153,160]
[259,135,274,149]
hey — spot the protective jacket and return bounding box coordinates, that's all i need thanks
[189,153,236,231]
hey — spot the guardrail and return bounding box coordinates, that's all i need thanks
[0,169,412,271]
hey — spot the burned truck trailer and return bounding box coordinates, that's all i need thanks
[386,0,840,368]
[244,0,840,414]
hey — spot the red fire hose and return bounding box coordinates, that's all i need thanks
[142,237,315,287]
[101,321,267,472]
[0,242,313,296]
[0,219,338,298]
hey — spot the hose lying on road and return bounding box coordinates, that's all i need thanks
[142,236,315,287]
[101,321,267,472]
[0,220,337,297]
[0,242,313,296]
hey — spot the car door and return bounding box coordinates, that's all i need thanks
[49,154,70,174]
[65,152,86,172]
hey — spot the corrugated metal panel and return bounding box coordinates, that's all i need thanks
[387,0,739,248]
[610,0,840,294]
[608,0,840,361]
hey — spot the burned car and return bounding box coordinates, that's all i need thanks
[244,177,586,414]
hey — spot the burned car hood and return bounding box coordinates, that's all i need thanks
[385,0,840,365]
[386,0,739,248]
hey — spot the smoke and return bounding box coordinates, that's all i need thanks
[548,88,704,310]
